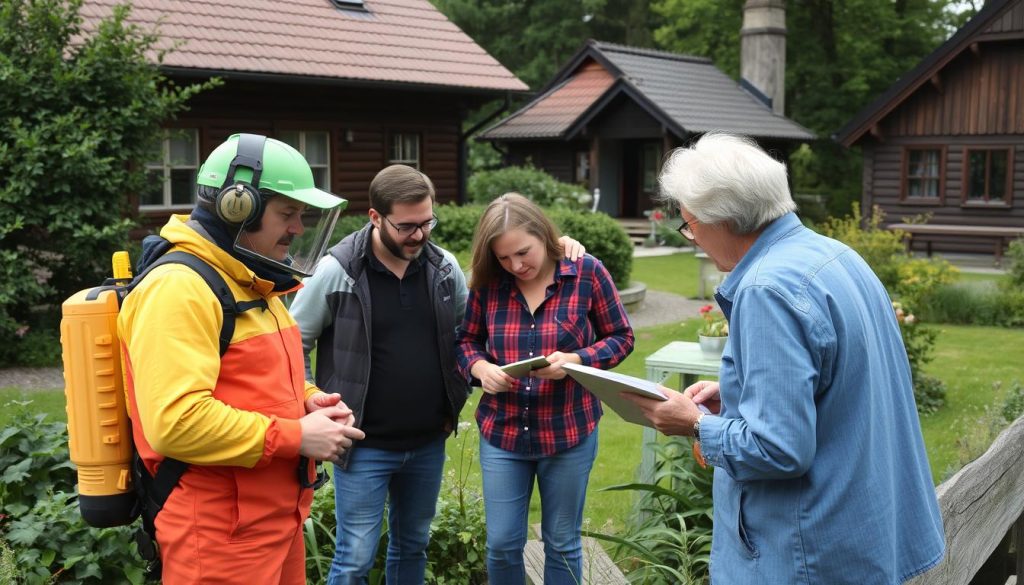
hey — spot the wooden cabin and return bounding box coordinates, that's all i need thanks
[836,0,1024,258]
[80,0,527,231]
[478,40,814,218]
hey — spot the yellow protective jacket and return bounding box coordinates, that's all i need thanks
[117,215,318,582]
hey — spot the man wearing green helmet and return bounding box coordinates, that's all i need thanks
[118,133,365,583]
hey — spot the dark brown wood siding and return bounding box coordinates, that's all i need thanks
[858,39,1024,255]
[504,140,589,184]
[982,1,1024,36]
[879,42,1024,138]
[140,76,477,230]
[863,136,1024,254]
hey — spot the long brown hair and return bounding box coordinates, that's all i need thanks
[469,193,563,289]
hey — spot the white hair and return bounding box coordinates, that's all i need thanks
[658,133,796,235]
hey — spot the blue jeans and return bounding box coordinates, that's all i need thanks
[327,437,446,585]
[479,429,598,585]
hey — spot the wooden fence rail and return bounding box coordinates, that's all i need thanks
[909,415,1024,585]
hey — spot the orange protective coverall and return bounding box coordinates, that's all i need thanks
[119,215,318,584]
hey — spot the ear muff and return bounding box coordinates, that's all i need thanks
[214,134,267,226]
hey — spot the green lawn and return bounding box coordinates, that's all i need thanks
[631,253,701,297]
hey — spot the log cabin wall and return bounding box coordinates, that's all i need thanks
[504,140,590,185]
[860,40,1024,255]
[137,77,475,232]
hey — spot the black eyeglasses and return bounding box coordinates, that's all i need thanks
[677,217,697,240]
[383,214,438,237]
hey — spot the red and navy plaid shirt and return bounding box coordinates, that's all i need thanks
[456,254,634,455]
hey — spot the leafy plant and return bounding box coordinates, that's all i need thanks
[817,205,908,290]
[468,165,591,211]
[696,305,727,337]
[303,425,488,584]
[425,422,487,585]
[892,302,946,415]
[0,0,218,366]
[589,440,712,584]
[547,209,634,288]
[0,409,76,517]
[1005,237,1024,290]
[432,203,486,254]
[0,406,146,584]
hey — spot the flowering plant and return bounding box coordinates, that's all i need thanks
[698,304,728,337]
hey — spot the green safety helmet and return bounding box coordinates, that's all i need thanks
[196,133,346,277]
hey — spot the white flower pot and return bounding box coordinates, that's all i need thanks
[698,334,727,358]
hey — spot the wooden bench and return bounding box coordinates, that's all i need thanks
[887,223,1024,266]
[524,524,628,584]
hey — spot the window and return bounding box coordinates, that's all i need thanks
[389,133,420,169]
[141,129,199,209]
[964,148,1012,205]
[902,148,943,202]
[574,151,590,184]
[278,130,331,190]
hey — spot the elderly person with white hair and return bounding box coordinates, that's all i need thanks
[625,133,944,584]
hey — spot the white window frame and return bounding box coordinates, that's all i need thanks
[388,132,420,169]
[278,130,331,191]
[141,128,199,210]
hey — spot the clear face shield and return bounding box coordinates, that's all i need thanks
[232,193,343,278]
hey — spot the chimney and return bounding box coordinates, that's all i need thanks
[740,0,786,115]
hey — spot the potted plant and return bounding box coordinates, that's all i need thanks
[697,304,728,357]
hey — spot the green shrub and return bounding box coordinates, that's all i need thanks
[548,210,634,288]
[432,204,485,254]
[917,282,1024,327]
[0,0,216,366]
[1005,237,1024,290]
[468,165,591,211]
[0,317,61,367]
[892,302,946,415]
[590,440,712,584]
[894,257,958,311]
[817,205,907,289]
[654,222,687,248]
[0,539,19,584]
[0,407,146,584]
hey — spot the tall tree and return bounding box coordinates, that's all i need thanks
[433,0,661,90]
[0,0,216,364]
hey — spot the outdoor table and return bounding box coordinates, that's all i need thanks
[640,341,722,483]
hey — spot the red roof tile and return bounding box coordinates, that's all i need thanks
[80,0,527,92]
[480,60,614,139]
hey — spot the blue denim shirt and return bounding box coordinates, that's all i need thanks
[700,213,944,584]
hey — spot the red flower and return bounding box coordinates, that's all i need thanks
[699,305,713,314]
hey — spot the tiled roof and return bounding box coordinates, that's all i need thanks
[480,60,615,139]
[595,42,814,140]
[481,40,814,141]
[79,0,527,92]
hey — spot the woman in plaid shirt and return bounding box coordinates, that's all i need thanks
[456,193,634,585]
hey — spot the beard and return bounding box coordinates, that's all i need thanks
[379,225,427,261]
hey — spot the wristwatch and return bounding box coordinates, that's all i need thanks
[693,412,706,439]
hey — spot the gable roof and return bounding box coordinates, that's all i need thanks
[80,0,528,93]
[480,40,814,141]
[836,0,1022,146]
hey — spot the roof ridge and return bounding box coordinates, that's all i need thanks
[589,40,712,64]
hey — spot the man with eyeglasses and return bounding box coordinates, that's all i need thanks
[290,164,585,584]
